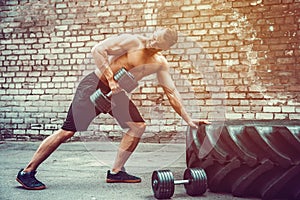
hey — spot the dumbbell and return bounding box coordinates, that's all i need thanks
[151,168,207,199]
[90,67,138,113]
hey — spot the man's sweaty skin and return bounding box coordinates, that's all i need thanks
[91,30,209,173]
[92,33,197,128]
[21,29,209,178]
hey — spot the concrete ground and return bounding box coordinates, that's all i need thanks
[0,141,260,200]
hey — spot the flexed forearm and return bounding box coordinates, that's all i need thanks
[163,86,194,125]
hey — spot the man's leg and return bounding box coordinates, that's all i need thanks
[17,72,101,189]
[16,129,75,190]
[112,122,146,173]
[106,122,146,183]
[23,129,75,172]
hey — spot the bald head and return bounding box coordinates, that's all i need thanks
[148,28,178,50]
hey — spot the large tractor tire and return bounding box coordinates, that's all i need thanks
[186,120,300,200]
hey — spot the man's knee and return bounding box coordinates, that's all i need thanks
[57,129,75,142]
[136,122,146,133]
[127,122,146,135]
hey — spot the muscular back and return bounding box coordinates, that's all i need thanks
[92,31,199,128]
[98,47,167,83]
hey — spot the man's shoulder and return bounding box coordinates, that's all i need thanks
[154,53,168,64]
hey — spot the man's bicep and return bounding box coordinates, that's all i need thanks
[157,69,176,94]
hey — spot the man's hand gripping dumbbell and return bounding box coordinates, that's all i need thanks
[90,67,138,113]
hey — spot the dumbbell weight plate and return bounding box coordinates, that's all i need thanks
[90,89,114,113]
[184,168,207,196]
[152,170,175,199]
[90,67,138,113]
[115,68,138,93]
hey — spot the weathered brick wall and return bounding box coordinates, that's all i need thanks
[0,0,299,142]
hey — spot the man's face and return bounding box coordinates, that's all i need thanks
[149,29,175,51]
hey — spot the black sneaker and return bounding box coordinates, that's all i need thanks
[16,169,46,190]
[106,170,141,183]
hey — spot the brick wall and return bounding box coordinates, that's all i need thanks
[0,0,299,142]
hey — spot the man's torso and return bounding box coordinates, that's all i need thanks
[96,48,165,84]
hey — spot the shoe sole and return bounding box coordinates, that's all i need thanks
[106,179,141,183]
[16,178,46,190]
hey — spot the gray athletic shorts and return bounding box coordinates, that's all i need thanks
[61,72,144,132]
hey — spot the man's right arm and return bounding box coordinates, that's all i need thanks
[91,34,139,92]
[91,42,109,68]
[91,44,117,92]
[91,40,114,81]
[91,34,140,72]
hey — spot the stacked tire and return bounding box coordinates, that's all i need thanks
[186,121,300,200]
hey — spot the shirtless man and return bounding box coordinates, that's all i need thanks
[16,28,206,190]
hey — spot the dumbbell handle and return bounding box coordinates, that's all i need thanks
[104,68,136,97]
[174,179,190,185]
[106,91,112,97]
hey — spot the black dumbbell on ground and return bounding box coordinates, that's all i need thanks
[90,67,138,113]
[151,168,207,199]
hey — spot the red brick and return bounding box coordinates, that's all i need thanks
[0,0,299,140]
[277,57,296,64]
[232,1,250,8]
[263,0,281,5]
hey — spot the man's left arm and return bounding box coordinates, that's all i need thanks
[156,61,198,128]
